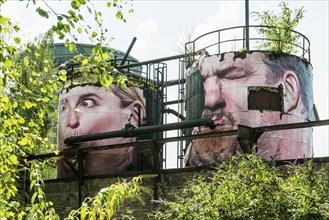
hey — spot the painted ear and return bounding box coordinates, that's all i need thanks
[128,101,146,127]
[282,70,300,113]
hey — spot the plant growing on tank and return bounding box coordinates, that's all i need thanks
[252,1,304,54]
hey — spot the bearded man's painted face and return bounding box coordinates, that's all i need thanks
[186,52,312,166]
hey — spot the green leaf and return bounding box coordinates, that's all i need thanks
[31,192,38,205]
[24,101,34,109]
[92,31,97,38]
[81,58,88,65]
[69,43,76,52]
[6,145,13,152]
[4,57,13,68]
[40,88,47,93]
[9,155,19,165]
[71,0,81,9]
[1,96,9,103]
[14,37,21,44]
[80,205,87,220]
[116,12,123,20]
[59,70,67,81]
[77,27,82,34]
[107,2,112,7]
[19,137,29,146]
[36,7,49,19]
[24,57,29,66]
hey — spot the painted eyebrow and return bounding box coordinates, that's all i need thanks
[214,66,238,77]
[202,65,238,80]
[212,65,255,80]
[77,93,103,103]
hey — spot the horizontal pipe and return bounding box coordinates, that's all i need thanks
[117,53,196,69]
[28,119,328,161]
[164,99,184,106]
[253,119,329,133]
[64,118,214,145]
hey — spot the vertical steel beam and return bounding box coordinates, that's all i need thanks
[245,0,250,50]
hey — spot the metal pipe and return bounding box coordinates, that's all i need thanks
[64,118,215,145]
[245,0,250,50]
[117,53,196,69]
[120,37,137,66]
[165,108,186,121]
[253,119,329,133]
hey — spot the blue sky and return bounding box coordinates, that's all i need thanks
[2,0,328,164]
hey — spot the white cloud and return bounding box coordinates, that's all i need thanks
[190,1,243,55]
[1,1,57,43]
[192,1,242,38]
[131,19,158,60]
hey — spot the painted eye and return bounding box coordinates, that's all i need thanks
[79,99,95,108]
[60,104,67,112]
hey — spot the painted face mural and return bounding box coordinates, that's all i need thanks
[185,51,314,166]
[57,85,146,178]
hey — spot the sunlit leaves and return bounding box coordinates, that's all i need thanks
[59,70,67,81]
[252,1,304,54]
[68,42,76,52]
[24,101,34,109]
[81,58,88,65]
[23,57,29,66]
[150,154,329,219]
[71,0,81,10]
[3,57,13,68]
[18,137,29,146]
[25,162,59,219]
[1,0,137,219]
[9,155,18,165]
[13,37,20,44]
[67,176,145,219]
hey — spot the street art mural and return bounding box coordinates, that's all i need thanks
[57,84,146,178]
[185,51,314,166]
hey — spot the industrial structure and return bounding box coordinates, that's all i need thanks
[26,25,329,217]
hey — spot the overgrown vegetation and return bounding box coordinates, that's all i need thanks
[149,153,329,220]
[0,0,137,218]
[252,1,304,54]
[67,176,145,220]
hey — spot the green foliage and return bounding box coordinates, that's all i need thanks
[252,1,304,54]
[149,154,329,220]
[24,162,59,220]
[0,0,138,218]
[66,176,145,220]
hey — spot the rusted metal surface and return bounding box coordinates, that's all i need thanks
[247,85,284,112]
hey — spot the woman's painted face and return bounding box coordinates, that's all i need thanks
[58,85,132,149]
[57,85,134,177]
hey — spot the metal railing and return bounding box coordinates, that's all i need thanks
[185,25,311,63]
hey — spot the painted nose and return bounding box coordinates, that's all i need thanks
[66,112,80,129]
[204,77,225,110]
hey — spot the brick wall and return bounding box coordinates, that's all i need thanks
[44,167,208,219]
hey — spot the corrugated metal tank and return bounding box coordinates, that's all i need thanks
[184,51,314,161]
[53,43,142,73]
[185,66,205,136]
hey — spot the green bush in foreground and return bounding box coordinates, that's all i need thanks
[149,154,329,220]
